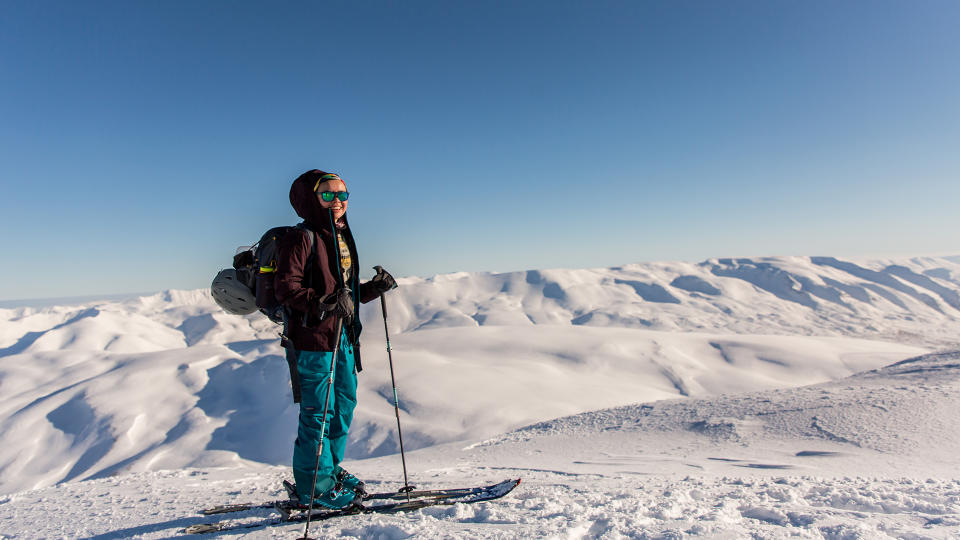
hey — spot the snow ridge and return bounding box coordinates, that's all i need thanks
[0,256,958,497]
[385,255,960,346]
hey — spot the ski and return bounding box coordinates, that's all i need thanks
[365,480,513,501]
[184,478,520,534]
[199,477,519,515]
[199,501,277,515]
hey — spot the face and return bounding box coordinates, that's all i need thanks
[316,178,348,220]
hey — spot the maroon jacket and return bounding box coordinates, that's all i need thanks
[275,170,379,359]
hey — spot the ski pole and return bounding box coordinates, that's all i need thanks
[299,317,344,540]
[376,279,413,501]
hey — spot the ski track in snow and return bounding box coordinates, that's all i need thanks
[2,256,960,538]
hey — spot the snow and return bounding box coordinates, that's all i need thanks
[1,255,960,538]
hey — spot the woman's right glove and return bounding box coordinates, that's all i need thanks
[314,288,354,322]
[371,265,398,295]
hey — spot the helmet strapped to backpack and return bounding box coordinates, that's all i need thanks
[211,268,258,315]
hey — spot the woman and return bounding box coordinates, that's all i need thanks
[275,169,396,509]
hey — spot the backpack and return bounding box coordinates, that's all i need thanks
[214,223,315,324]
[211,223,317,404]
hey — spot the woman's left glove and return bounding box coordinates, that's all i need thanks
[371,265,398,295]
[314,288,355,323]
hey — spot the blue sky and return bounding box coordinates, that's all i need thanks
[2,1,958,301]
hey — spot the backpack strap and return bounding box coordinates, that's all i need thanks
[296,222,316,255]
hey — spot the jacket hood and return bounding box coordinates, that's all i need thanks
[289,169,343,232]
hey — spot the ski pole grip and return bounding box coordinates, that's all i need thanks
[374,266,388,319]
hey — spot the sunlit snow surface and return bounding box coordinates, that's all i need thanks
[2,256,960,538]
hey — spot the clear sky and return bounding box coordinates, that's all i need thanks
[2,1,959,301]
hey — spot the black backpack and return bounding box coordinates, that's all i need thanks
[227,223,318,404]
[232,223,315,324]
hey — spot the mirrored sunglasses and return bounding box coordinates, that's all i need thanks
[319,191,349,202]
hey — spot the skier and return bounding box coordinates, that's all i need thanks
[275,169,396,509]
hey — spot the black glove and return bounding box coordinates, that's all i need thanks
[315,287,354,322]
[370,265,398,295]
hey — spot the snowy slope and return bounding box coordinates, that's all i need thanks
[3,256,958,496]
[2,350,959,538]
[1,255,960,537]
[383,255,960,346]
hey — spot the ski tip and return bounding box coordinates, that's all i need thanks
[184,523,222,534]
[199,503,251,515]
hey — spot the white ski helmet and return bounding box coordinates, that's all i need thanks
[211,268,257,315]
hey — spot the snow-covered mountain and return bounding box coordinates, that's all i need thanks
[0,257,960,538]
[4,351,959,538]
[385,255,960,346]
[2,255,958,496]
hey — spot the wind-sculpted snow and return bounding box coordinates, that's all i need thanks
[4,351,960,538]
[383,255,960,345]
[669,275,722,296]
[0,256,958,498]
[491,350,960,461]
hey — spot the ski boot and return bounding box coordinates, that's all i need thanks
[334,467,367,498]
[308,485,363,510]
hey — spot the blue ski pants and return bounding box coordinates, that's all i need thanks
[289,329,357,502]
